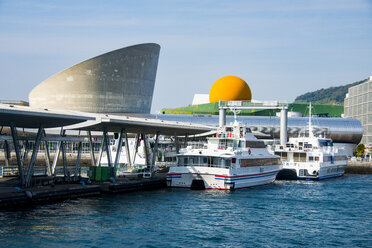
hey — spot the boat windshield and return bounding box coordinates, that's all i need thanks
[177,155,231,168]
[319,140,333,147]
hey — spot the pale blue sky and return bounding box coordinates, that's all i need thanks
[0,0,371,113]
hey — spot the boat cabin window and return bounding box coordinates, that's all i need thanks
[246,141,266,148]
[293,152,306,162]
[286,143,295,148]
[309,156,313,161]
[178,155,231,168]
[241,158,281,167]
[314,156,319,161]
[299,142,303,146]
[319,140,333,147]
[275,152,287,160]
[323,156,334,163]
[218,139,234,150]
[304,144,312,149]
[225,127,233,132]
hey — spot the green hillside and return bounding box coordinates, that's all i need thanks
[294,78,368,105]
[162,102,344,117]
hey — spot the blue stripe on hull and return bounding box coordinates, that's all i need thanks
[298,173,344,181]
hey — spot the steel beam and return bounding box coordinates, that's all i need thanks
[10,123,25,187]
[61,138,67,180]
[132,134,139,165]
[88,131,96,166]
[4,140,9,166]
[103,126,112,168]
[151,131,160,172]
[74,141,82,181]
[113,128,124,178]
[142,133,149,166]
[124,131,131,168]
[25,126,43,188]
[175,136,180,154]
[51,129,65,176]
[43,130,52,176]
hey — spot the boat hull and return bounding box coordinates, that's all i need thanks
[167,165,281,190]
[277,161,347,180]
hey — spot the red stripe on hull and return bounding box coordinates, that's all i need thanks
[215,170,280,179]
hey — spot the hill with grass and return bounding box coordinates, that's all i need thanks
[294,78,368,105]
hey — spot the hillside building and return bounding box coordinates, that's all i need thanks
[344,76,372,146]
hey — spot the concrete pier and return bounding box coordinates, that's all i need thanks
[0,173,167,209]
[345,161,372,174]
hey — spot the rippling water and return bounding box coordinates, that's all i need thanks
[0,174,371,248]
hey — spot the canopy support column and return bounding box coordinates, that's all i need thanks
[132,134,139,165]
[88,131,96,166]
[103,126,112,168]
[142,133,150,166]
[10,123,25,187]
[124,130,131,168]
[151,131,160,173]
[25,126,43,188]
[51,128,65,176]
[113,128,124,178]
[74,141,82,181]
[43,130,52,176]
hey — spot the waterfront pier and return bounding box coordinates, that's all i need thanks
[0,104,211,209]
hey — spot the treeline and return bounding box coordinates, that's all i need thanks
[294,78,368,105]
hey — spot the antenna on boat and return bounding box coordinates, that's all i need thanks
[230,108,239,125]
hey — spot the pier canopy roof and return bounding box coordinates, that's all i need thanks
[66,114,214,136]
[0,104,95,128]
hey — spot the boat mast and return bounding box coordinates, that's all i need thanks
[309,102,314,138]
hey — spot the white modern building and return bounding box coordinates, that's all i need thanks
[344,76,372,146]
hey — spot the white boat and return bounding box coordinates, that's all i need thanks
[274,104,348,180]
[166,120,282,190]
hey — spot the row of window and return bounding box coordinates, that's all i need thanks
[348,82,372,96]
[344,104,372,117]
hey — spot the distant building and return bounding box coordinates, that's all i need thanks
[29,43,160,114]
[344,76,372,146]
[192,94,209,105]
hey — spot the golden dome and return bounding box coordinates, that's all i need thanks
[209,76,252,103]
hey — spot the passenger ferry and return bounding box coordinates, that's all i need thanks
[166,120,282,190]
[274,104,348,180]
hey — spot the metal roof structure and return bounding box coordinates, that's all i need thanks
[0,104,214,136]
[64,114,214,136]
[0,104,95,128]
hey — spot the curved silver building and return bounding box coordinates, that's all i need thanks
[155,114,363,144]
[29,43,160,114]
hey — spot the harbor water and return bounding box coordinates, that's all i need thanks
[0,174,371,248]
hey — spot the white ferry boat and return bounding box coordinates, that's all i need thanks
[166,120,282,190]
[274,105,348,180]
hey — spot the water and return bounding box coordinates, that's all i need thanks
[0,174,371,248]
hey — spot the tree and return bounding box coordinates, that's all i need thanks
[354,144,366,157]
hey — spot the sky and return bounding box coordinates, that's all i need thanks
[0,0,371,113]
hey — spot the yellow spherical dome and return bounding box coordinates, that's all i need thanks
[209,76,252,103]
